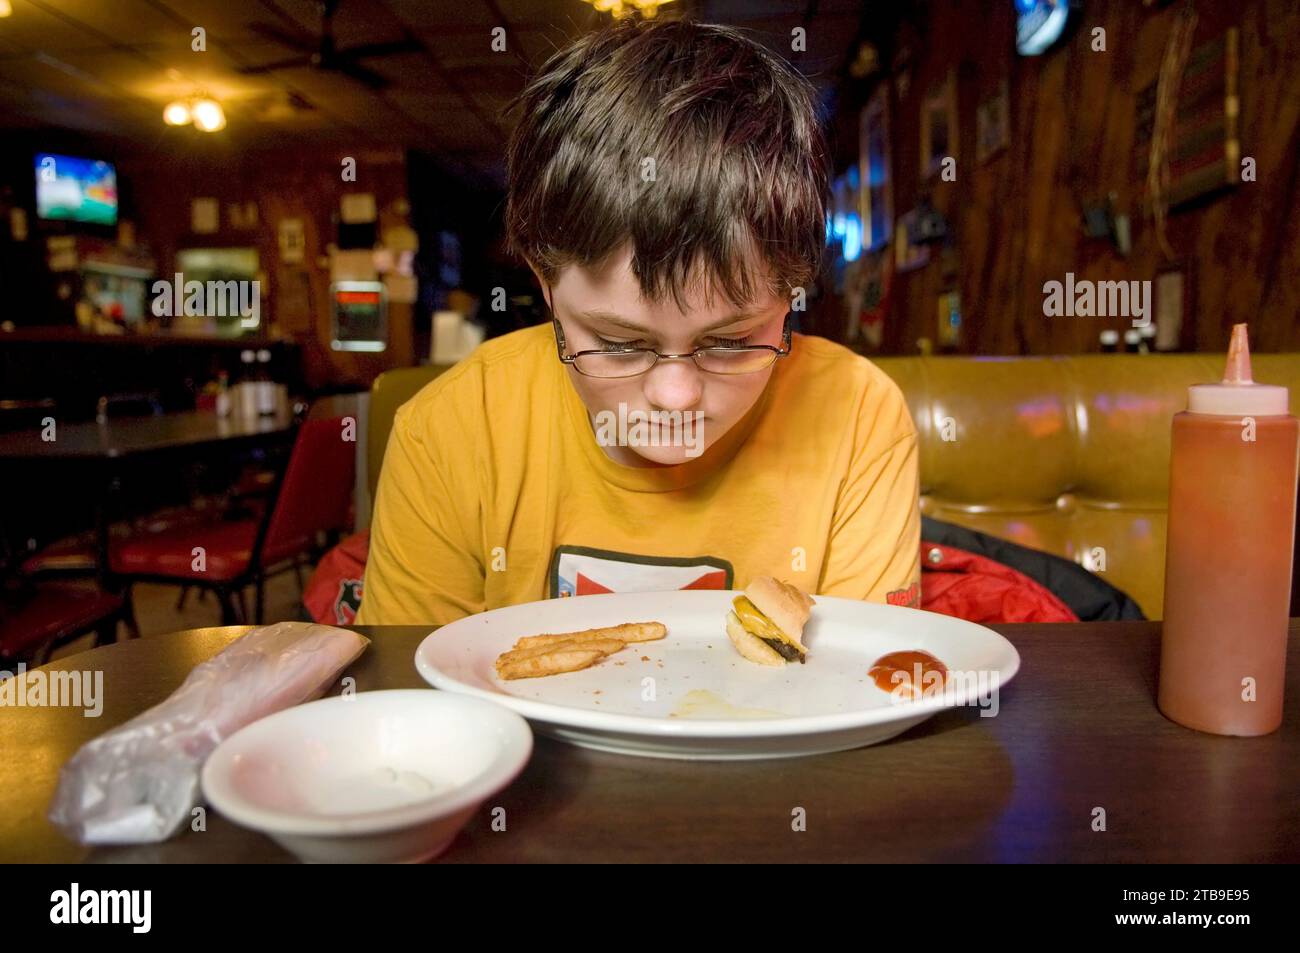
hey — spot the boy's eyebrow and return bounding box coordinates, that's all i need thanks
[578,309,768,334]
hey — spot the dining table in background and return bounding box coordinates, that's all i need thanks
[2,619,1297,863]
[0,409,294,461]
[0,395,360,580]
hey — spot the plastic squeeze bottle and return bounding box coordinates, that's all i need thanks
[1158,324,1299,736]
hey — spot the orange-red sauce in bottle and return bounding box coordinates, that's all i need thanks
[1159,324,1299,736]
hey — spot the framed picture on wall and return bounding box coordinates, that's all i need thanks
[976,80,1010,163]
[859,86,893,252]
[1153,260,1194,351]
[920,70,957,178]
[1134,27,1240,209]
[893,208,931,273]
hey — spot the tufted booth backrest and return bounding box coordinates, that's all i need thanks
[872,353,1300,619]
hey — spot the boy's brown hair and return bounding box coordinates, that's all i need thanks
[505,19,830,311]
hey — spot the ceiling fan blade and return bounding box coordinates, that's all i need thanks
[335,60,391,91]
[238,55,316,75]
[335,37,425,61]
[245,21,317,52]
[320,0,339,47]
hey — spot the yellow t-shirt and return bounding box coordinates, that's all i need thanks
[355,323,920,625]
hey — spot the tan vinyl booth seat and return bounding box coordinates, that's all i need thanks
[872,353,1300,620]
[367,349,1300,622]
[367,365,453,504]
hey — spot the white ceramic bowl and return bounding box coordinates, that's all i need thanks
[201,689,532,863]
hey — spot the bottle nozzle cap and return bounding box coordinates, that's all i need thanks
[1188,322,1288,415]
[1223,323,1253,383]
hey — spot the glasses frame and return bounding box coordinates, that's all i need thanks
[552,315,793,379]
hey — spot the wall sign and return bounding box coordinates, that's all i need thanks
[278,218,305,264]
[920,71,957,178]
[1134,28,1240,209]
[976,81,1010,163]
[859,87,893,252]
[330,280,387,352]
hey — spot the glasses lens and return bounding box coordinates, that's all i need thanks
[694,348,777,375]
[572,350,658,378]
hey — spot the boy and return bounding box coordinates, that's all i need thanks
[356,20,920,625]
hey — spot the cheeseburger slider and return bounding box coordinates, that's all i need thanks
[725,577,815,666]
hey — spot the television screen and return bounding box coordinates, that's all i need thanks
[1015,0,1072,56]
[35,153,118,226]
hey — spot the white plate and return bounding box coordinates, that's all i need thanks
[414,591,1020,761]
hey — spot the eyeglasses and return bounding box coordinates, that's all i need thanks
[552,316,793,379]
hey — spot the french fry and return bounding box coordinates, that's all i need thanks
[495,647,604,680]
[494,620,668,681]
[513,622,666,652]
[501,637,626,661]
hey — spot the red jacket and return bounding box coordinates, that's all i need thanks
[303,530,368,625]
[920,541,1078,623]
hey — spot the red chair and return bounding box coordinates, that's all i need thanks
[22,506,220,579]
[0,489,127,664]
[0,581,126,665]
[109,415,356,626]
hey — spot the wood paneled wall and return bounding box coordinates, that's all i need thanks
[839,0,1300,356]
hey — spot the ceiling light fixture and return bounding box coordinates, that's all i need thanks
[191,98,227,132]
[163,100,192,126]
[0,1,12,18]
[582,0,675,20]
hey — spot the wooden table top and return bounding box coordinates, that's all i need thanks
[0,410,296,460]
[2,619,1297,863]
[0,394,359,460]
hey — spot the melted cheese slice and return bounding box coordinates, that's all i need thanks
[732,596,806,653]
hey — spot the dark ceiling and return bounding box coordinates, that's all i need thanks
[0,0,867,185]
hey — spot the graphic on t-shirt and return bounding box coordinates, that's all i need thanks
[549,545,734,598]
[887,580,921,608]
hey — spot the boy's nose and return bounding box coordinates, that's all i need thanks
[642,358,703,411]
